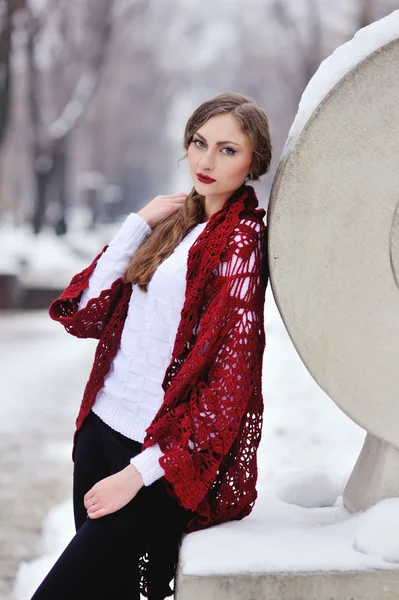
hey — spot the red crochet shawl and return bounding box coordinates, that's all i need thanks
[49,183,268,596]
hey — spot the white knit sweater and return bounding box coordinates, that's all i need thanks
[78,212,207,486]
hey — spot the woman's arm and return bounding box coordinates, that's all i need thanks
[48,213,151,338]
[78,213,151,310]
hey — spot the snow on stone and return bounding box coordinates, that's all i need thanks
[282,9,399,160]
[354,498,399,564]
[274,466,344,509]
[181,495,399,576]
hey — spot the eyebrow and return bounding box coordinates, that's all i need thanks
[194,132,241,147]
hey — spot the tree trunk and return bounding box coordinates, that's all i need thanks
[51,136,69,235]
[32,169,51,234]
[358,0,374,29]
[0,1,13,150]
[0,0,25,148]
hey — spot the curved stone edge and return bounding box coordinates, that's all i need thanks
[389,201,399,292]
[268,34,399,231]
[267,37,399,450]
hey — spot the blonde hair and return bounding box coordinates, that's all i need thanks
[123,92,272,292]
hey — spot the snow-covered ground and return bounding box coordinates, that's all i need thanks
[0,208,121,287]
[7,285,399,600]
[0,309,97,600]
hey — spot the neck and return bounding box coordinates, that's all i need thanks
[203,184,248,221]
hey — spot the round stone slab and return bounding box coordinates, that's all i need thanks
[267,36,399,447]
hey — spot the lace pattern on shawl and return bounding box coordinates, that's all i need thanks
[142,215,268,532]
[48,244,122,339]
[48,244,133,441]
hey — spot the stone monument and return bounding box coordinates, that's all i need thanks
[267,13,399,515]
[176,10,399,600]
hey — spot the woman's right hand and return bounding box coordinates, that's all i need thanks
[137,192,188,229]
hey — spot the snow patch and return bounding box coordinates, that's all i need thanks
[275,467,344,508]
[354,498,399,564]
[12,499,75,600]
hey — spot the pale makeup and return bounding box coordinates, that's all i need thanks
[186,113,253,220]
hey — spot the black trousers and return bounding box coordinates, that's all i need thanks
[30,410,191,599]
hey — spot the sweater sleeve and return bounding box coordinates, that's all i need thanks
[78,212,151,310]
[130,442,165,486]
[48,212,151,338]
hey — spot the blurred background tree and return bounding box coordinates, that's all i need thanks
[0,1,25,152]
[0,0,397,235]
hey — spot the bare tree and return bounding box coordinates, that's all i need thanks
[4,0,395,232]
[76,0,186,211]
[357,0,375,28]
[0,0,25,150]
[25,0,113,234]
[267,0,323,98]
[357,0,397,28]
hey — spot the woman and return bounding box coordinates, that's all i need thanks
[31,91,272,600]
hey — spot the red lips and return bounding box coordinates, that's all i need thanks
[196,173,216,184]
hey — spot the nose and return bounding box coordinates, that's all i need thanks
[198,149,215,171]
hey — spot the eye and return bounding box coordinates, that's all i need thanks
[192,138,236,155]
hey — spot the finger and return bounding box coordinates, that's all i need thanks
[168,192,187,197]
[87,503,99,515]
[84,496,96,509]
[87,507,109,519]
[87,497,105,511]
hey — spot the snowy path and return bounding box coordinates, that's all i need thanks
[0,310,96,599]
[7,289,399,599]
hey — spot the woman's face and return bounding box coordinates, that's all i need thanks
[187,113,253,205]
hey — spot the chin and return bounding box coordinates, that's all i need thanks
[193,182,206,193]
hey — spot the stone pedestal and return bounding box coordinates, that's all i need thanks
[176,569,399,600]
[344,434,399,513]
